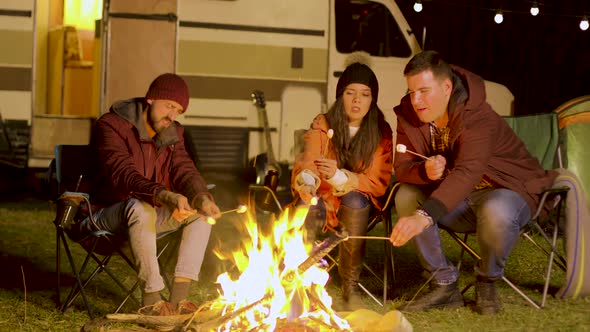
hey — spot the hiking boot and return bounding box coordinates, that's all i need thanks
[475,278,502,315]
[138,300,176,316]
[399,281,464,312]
[177,300,199,314]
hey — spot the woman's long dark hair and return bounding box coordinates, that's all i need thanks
[325,97,386,173]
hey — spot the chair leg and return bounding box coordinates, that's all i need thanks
[445,230,546,309]
[59,232,95,319]
[56,227,62,309]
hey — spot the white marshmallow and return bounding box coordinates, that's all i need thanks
[327,129,334,139]
[396,144,407,153]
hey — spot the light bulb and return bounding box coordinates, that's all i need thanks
[494,11,504,24]
[413,1,423,13]
[530,2,539,16]
[581,16,589,31]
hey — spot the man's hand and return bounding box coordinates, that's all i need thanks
[389,213,432,247]
[425,155,446,180]
[314,158,337,179]
[156,190,196,222]
[298,184,317,205]
[198,196,221,219]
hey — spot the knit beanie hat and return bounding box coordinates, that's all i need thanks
[145,73,189,111]
[335,62,379,103]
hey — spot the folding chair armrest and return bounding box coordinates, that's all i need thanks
[531,186,569,220]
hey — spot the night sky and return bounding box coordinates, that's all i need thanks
[396,0,590,115]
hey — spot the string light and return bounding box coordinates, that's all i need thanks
[413,0,423,13]
[530,1,539,16]
[420,1,587,31]
[494,10,504,24]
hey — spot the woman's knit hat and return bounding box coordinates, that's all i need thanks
[145,73,190,111]
[335,62,379,103]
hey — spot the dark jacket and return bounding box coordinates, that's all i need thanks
[89,98,211,208]
[393,66,557,222]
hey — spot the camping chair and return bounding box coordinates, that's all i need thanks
[52,144,179,318]
[248,181,398,307]
[442,112,568,309]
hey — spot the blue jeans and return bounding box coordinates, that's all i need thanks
[82,198,211,293]
[395,184,531,283]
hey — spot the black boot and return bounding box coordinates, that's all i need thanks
[475,277,502,315]
[399,281,464,312]
[335,205,371,312]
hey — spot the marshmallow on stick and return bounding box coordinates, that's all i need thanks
[205,205,248,225]
[323,129,334,158]
[396,144,432,160]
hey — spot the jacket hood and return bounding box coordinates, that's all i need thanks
[110,98,179,147]
[394,65,488,127]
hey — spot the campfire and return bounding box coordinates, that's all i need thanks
[206,205,350,331]
[88,205,413,331]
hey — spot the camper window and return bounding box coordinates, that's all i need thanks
[335,0,411,58]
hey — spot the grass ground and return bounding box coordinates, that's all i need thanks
[1,197,589,331]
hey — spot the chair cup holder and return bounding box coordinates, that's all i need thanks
[56,192,88,230]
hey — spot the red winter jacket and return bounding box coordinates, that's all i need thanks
[393,67,557,222]
[89,98,212,208]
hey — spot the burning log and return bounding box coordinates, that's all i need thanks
[283,229,348,284]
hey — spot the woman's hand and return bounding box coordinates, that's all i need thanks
[298,184,317,205]
[314,158,338,179]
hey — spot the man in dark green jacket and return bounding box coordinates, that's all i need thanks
[389,51,557,314]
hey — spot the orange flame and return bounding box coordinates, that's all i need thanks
[211,205,350,330]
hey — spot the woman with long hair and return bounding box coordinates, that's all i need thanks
[291,62,393,311]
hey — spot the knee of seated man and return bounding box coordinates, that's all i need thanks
[125,198,157,227]
[478,189,530,228]
[394,184,425,213]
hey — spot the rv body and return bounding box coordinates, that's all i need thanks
[0,0,514,170]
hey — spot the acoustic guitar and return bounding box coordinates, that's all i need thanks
[250,90,283,210]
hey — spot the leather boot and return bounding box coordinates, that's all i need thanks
[398,281,463,312]
[475,276,502,315]
[336,205,371,312]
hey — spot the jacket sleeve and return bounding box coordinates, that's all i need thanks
[422,110,497,222]
[292,128,326,193]
[169,126,213,208]
[347,136,393,198]
[93,117,166,205]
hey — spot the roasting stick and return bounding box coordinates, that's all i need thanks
[205,205,248,225]
[396,144,432,161]
[347,235,391,241]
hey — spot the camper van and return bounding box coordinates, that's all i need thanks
[0,0,513,174]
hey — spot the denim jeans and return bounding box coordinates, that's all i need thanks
[395,184,531,283]
[82,198,211,293]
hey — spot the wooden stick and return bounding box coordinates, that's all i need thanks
[405,149,432,161]
[347,235,391,241]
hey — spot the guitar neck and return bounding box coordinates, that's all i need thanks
[259,106,278,167]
